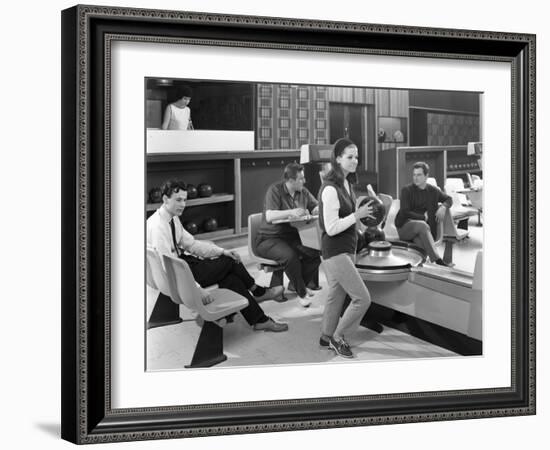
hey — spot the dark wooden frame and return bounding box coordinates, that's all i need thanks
[61,5,536,444]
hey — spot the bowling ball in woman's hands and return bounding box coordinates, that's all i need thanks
[358,195,386,227]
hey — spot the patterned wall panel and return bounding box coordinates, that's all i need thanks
[257,84,329,149]
[427,113,480,146]
[257,83,275,149]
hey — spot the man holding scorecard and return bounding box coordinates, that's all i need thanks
[256,163,322,307]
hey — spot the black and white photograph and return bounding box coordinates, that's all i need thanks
[145,78,484,370]
[51,1,541,447]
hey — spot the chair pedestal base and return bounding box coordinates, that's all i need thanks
[147,293,183,329]
[443,239,455,265]
[185,321,227,368]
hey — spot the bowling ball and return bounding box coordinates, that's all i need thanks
[186,184,198,199]
[182,221,198,235]
[357,195,386,227]
[198,183,213,198]
[148,187,162,203]
[203,217,218,232]
[357,227,386,252]
[364,226,386,245]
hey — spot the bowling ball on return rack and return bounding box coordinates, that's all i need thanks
[148,187,162,203]
[357,226,386,252]
[202,217,218,232]
[363,226,386,245]
[198,183,213,198]
[182,221,199,235]
[357,195,386,228]
[186,184,198,199]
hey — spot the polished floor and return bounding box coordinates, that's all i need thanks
[146,218,482,371]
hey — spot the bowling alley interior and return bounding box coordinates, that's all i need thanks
[145,78,484,370]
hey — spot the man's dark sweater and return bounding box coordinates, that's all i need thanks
[395,183,453,239]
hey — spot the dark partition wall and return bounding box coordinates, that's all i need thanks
[240,152,301,226]
[145,79,254,131]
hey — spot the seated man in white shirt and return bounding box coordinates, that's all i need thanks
[147,179,287,332]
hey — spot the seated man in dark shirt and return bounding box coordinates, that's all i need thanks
[395,161,453,266]
[256,163,322,307]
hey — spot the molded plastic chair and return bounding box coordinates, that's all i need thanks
[427,177,439,188]
[445,178,478,227]
[377,193,393,233]
[381,198,400,241]
[440,206,470,265]
[162,254,249,368]
[146,247,183,329]
[465,173,483,225]
[247,213,287,290]
[146,247,159,291]
[146,247,171,296]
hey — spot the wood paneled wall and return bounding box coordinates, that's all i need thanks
[375,89,410,152]
[327,87,375,104]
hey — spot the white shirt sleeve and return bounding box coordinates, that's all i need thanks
[177,221,224,258]
[321,186,357,237]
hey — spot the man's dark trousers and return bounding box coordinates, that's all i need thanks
[182,254,265,325]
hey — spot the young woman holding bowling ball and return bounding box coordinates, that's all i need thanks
[317,138,378,358]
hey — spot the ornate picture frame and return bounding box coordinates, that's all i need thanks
[61,5,535,444]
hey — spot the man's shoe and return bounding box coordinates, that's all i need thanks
[254,285,285,302]
[298,296,312,307]
[328,337,354,358]
[253,317,288,332]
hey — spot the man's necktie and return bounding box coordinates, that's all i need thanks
[169,218,181,257]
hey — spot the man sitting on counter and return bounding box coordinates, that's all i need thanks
[395,161,453,266]
[255,163,322,307]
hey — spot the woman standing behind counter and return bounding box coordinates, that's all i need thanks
[161,85,194,130]
[318,138,377,358]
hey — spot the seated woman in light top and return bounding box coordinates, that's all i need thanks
[161,85,194,130]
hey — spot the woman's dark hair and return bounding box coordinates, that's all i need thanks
[160,179,187,198]
[324,138,358,186]
[176,85,193,99]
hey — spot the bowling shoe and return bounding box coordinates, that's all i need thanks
[328,337,354,358]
